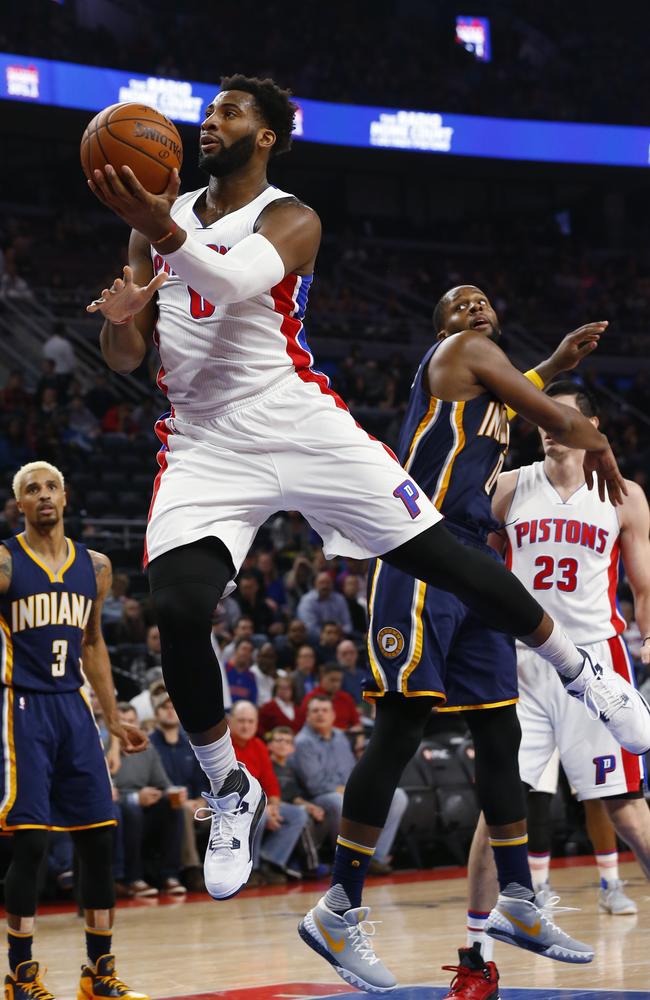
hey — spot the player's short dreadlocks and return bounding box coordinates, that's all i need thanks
[220,74,297,156]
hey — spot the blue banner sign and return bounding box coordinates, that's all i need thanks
[2,52,649,168]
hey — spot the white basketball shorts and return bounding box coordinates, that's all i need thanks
[144,372,442,585]
[517,635,646,801]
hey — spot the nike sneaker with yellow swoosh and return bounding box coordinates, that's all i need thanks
[298,896,397,992]
[486,895,593,963]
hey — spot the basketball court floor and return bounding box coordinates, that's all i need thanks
[22,856,650,1000]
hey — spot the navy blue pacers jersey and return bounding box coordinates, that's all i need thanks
[0,534,96,692]
[397,340,510,540]
[366,340,517,708]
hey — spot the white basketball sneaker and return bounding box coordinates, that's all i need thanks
[195,763,266,900]
[486,894,593,963]
[299,896,397,992]
[564,649,650,755]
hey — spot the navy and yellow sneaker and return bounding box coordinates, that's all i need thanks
[77,955,149,1000]
[5,962,55,1000]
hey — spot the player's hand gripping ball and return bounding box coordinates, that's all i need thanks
[81,103,183,194]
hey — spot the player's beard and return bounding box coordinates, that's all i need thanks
[198,133,257,177]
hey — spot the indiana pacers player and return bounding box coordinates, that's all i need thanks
[0,462,148,1000]
[301,288,650,991]
[87,76,647,931]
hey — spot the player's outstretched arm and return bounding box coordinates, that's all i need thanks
[532,322,607,385]
[88,230,162,375]
[486,469,520,555]
[82,551,148,757]
[446,331,626,504]
[618,482,650,664]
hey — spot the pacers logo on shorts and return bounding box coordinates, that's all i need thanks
[377,626,405,658]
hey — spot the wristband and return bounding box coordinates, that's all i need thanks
[506,369,545,421]
[643,636,650,646]
[152,222,179,246]
[112,315,134,326]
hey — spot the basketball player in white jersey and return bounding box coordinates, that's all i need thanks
[444,380,650,998]
[86,76,649,976]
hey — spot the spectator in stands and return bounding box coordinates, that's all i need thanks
[130,673,165,723]
[315,620,344,663]
[251,641,285,706]
[234,572,278,635]
[297,571,353,635]
[84,369,116,419]
[43,320,76,389]
[0,370,30,413]
[149,690,207,892]
[39,385,60,420]
[301,663,361,731]
[0,417,34,472]
[256,550,287,610]
[292,695,407,873]
[258,676,304,738]
[341,573,368,633]
[228,701,308,886]
[226,637,258,704]
[128,624,162,691]
[284,554,314,610]
[66,393,100,444]
[34,360,58,408]
[112,704,187,897]
[336,638,368,704]
[268,726,325,874]
[0,497,21,537]
[101,400,138,435]
[292,644,319,703]
[105,596,147,644]
[274,617,309,670]
[101,571,130,626]
[221,615,256,661]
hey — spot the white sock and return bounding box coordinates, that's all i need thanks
[190,729,237,795]
[466,910,493,960]
[595,850,619,888]
[530,623,584,679]
[528,851,551,890]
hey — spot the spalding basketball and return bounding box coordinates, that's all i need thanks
[81,103,183,195]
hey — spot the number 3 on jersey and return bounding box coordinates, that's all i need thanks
[533,555,578,593]
[51,639,68,677]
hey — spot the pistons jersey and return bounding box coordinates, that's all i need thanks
[398,341,510,540]
[503,461,625,644]
[151,185,314,417]
[0,535,96,692]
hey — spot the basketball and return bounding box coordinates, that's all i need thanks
[80,103,183,195]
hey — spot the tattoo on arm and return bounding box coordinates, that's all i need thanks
[0,548,12,593]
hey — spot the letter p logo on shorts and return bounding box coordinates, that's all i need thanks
[593,754,617,785]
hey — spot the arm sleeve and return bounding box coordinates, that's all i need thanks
[163,232,285,306]
[505,369,545,421]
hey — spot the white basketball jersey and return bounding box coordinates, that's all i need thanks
[504,461,625,643]
[151,185,314,416]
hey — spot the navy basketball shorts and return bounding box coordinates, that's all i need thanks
[0,687,115,830]
[365,531,517,710]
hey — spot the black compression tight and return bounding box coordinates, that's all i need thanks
[526,789,554,854]
[384,521,544,637]
[4,827,115,916]
[148,537,235,734]
[72,826,115,911]
[343,693,434,828]
[464,705,526,826]
[4,830,48,917]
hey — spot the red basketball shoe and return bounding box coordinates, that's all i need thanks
[441,945,500,1000]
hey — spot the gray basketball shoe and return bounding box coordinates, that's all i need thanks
[486,894,594,963]
[564,649,650,755]
[299,896,397,992]
[598,879,638,915]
